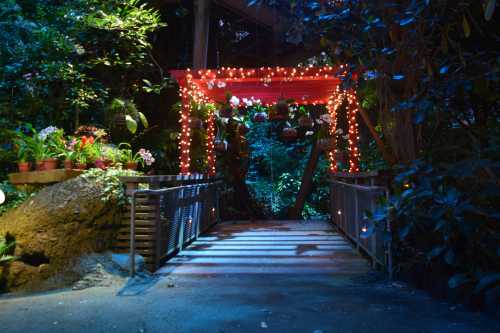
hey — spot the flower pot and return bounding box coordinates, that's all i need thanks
[238,124,250,135]
[35,161,45,171]
[253,112,267,122]
[64,160,73,170]
[125,162,138,170]
[75,163,87,170]
[18,162,30,173]
[219,108,233,118]
[94,159,106,170]
[268,111,288,121]
[318,138,334,151]
[189,117,204,129]
[281,128,298,141]
[298,116,314,129]
[44,158,59,170]
[275,100,289,115]
[214,139,227,153]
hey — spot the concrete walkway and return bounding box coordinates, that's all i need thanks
[0,220,498,333]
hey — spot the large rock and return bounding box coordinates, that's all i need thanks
[0,174,124,292]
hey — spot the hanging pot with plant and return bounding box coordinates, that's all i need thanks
[107,98,149,139]
[189,117,204,129]
[298,116,314,129]
[253,112,267,122]
[318,138,334,151]
[214,139,227,153]
[282,127,298,141]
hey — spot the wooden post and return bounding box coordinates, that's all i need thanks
[193,0,211,69]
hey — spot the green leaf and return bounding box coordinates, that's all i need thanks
[427,245,446,260]
[138,112,148,128]
[473,273,500,294]
[484,0,496,21]
[448,273,469,289]
[462,16,471,38]
[125,115,137,134]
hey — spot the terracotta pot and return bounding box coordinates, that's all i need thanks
[35,161,45,171]
[298,116,314,128]
[219,108,233,118]
[318,138,334,151]
[253,112,267,122]
[18,162,30,173]
[94,159,106,170]
[44,158,59,170]
[64,160,73,170]
[75,163,87,170]
[276,100,289,115]
[238,124,250,135]
[214,140,227,153]
[282,128,298,141]
[125,162,138,170]
[269,112,288,121]
[189,117,204,129]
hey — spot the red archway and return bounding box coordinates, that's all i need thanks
[170,65,360,176]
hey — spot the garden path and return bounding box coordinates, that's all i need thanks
[0,220,498,333]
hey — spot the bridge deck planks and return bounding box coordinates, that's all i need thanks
[156,220,370,275]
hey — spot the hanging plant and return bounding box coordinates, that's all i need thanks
[253,112,267,122]
[107,98,148,134]
[318,138,334,151]
[214,139,228,153]
[298,116,314,128]
[282,127,298,141]
[238,123,250,135]
[189,117,204,129]
[219,108,233,118]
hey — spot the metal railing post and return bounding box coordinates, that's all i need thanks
[130,191,137,277]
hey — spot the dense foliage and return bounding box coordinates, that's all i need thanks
[250,0,500,297]
[0,0,166,178]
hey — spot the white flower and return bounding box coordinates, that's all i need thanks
[217,81,226,88]
[319,114,332,124]
[229,96,240,107]
[305,131,314,136]
[207,80,215,90]
[335,128,344,135]
[242,98,253,107]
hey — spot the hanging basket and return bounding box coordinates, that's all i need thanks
[214,139,227,153]
[253,112,267,122]
[238,124,250,135]
[282,127,298,141]
[318,138,334,151]
[219,108,233,118]
[268,110,288,122]
[298,116,314,129]
[276,99,289,115]
[189,117,204,129]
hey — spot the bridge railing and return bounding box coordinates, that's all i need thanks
[118,175,222,274]
[329,172,392,275]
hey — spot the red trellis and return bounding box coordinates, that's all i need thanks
[171,65,360,176]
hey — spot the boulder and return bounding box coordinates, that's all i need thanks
[0,173,124,292]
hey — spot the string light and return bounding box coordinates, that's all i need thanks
[174,65,361,175]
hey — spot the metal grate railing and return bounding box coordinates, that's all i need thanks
[329,178,392,275]
[129,180,222,276]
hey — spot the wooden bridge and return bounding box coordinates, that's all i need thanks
[116,174,390,275]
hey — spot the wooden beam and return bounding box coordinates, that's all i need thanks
[358,106,396,166]
[193,0,211,69]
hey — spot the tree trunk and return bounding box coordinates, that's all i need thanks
[288,140,321,219]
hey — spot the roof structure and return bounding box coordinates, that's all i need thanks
[170,66,361,176]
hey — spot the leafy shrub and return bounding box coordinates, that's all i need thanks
[0,236,16,264]
[0,181,30,216]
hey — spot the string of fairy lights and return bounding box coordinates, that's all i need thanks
[176,66,360,175]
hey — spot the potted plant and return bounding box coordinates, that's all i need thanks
[214,139,228,153]
[14,134,31,173]
[298,107,314,128]
[119,143,155,170]
[25,134,48,171]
